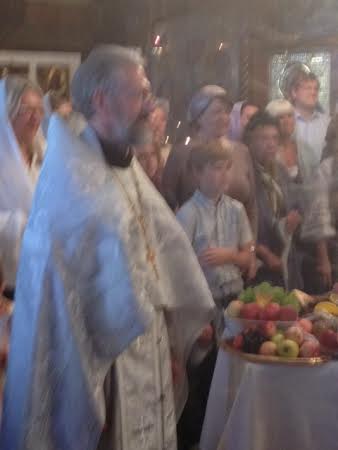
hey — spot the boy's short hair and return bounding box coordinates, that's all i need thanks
[188,139,233,171]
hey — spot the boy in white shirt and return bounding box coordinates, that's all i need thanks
[177,139,254,309]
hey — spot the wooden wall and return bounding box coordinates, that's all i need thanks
[2,0,338,132]
[1,1,99,53]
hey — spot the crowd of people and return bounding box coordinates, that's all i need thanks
[0,44,337,450]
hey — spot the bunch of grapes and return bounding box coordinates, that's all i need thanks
[242,328,267,354]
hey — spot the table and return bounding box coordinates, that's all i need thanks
[200,347,338,450]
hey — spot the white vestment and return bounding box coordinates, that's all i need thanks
[0,80,43,286]
[0,117,215,450]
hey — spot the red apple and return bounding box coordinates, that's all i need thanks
[298,318,313,334]
[257,308,267,320]
[319,330,338,350]
[278,306,298,322]
[259,321,277,338]
[259,341,277,356]
[299,340,320,357]
[233,334,244,350]
[240,303,262,320]
[285,326,304,345]
[263,302,280,321]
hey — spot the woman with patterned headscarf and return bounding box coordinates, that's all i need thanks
[162,85,257,238]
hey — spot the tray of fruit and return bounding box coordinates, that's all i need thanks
[220,319,330,366]
[224,282,316,336]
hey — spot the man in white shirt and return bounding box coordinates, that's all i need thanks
[287,70,331,294]
[288,70,330,181]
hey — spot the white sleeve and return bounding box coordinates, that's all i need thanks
[0,209,27,286]
[238,203,253,246]
[176,203,197,244]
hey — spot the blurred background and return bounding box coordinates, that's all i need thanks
[2,0,338,140]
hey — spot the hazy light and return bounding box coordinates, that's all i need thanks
[185,136,191,146]
[152,46,163,56]
[165,135,170,144]
[154,35,161,46]
[176,121,181,129]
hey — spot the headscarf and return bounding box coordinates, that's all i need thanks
[0,78,35,213]
[187,85,232,126]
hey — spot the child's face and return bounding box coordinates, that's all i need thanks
[250,125,279,167]
[198,159,231,198]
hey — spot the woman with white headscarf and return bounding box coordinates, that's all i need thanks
[266,99,302,181]
[0,76,44,290]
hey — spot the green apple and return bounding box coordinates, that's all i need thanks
[277,339,299,358]
[271,333,284,346]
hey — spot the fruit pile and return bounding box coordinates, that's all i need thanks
[226,282,303,322]
[232,316,338,358]
[232,319,322,358]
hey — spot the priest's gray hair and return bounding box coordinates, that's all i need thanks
[71,45,145,120]
[5,76,43,120]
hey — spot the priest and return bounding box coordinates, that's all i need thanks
[0,45,215,450]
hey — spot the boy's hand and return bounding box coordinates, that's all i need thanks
[199,248,231,267]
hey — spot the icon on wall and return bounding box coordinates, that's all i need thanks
[270,51,331,112]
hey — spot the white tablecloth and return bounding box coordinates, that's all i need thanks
[200,348,338,450]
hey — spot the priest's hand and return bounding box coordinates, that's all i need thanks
[197,324,214,348]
